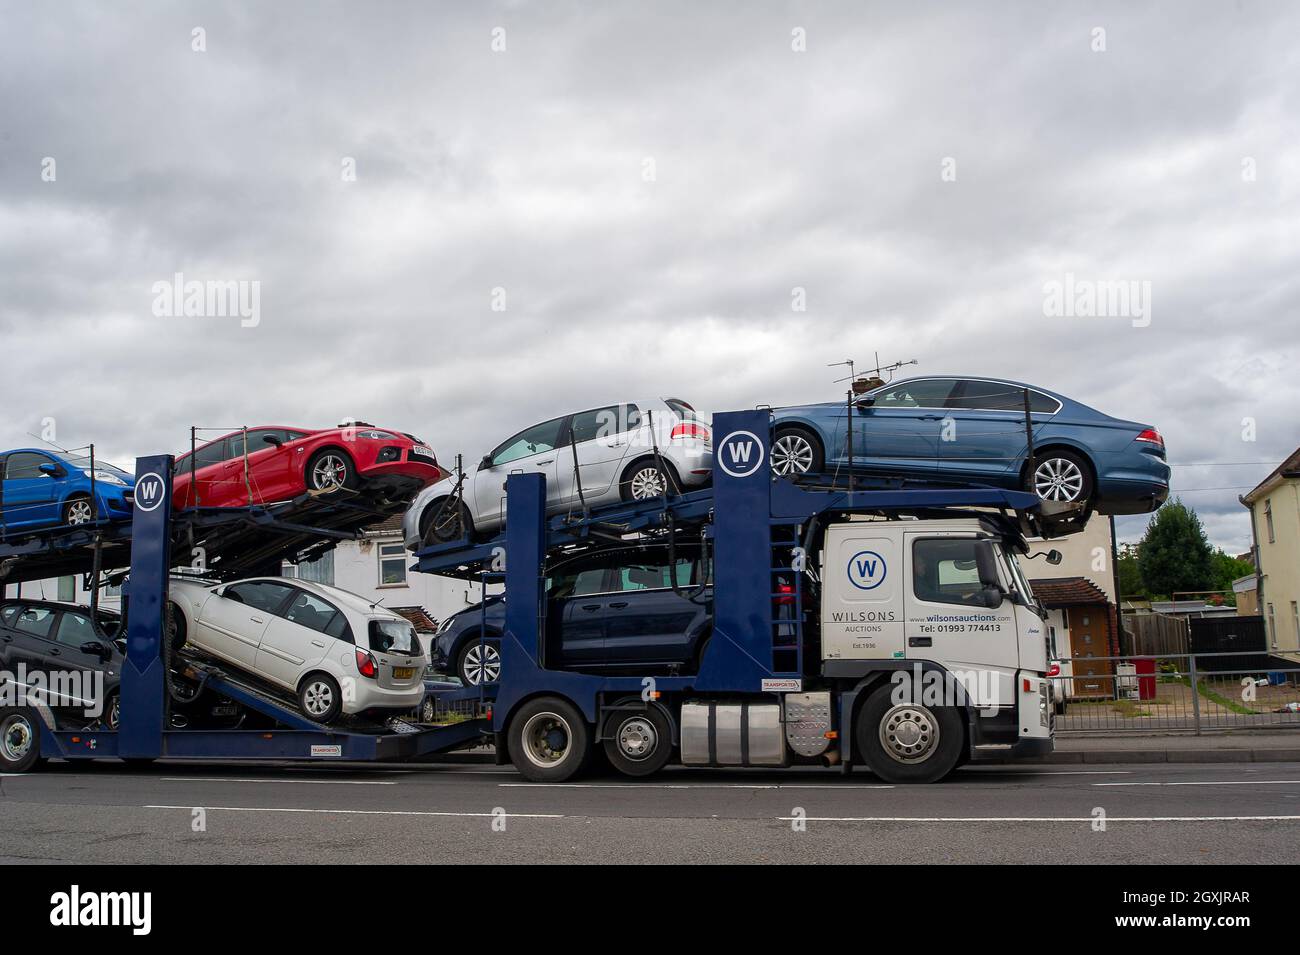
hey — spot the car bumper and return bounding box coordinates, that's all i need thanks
[1095,449,1170,514]
[666,443,713,486]
[346,680,427,714]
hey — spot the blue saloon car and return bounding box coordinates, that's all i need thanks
[0,449,135,531]
[769,376,1169,515]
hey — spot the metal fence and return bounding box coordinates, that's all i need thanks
[1051,651,1300,735]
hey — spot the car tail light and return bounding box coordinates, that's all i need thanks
[671,423,711,441]
[1135,428,1164,449]
[356,648,377,679]
[775,581,795,605]
[1046,662,1060,677]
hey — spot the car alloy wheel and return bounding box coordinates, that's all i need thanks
[107,694,120,731]
[878,703,940,764]
[772,433,815,475]
[310,454,350,491]
[629,466,667,499]
[461,642,501,685]
[1,713,35,764]
[302,679,335,718]
[65,498,94,525]
[1033,457,1085,502]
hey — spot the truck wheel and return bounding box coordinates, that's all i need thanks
[603,706,674,778]
[0,708,42,773]
[508,696,591,782]
[856,686,963,784]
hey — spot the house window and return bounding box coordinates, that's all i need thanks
[282,548,335,586]
[378,542,407,586]
[1267,603,1277,648]
[57,576,75,602]
[1264,499,1275,543]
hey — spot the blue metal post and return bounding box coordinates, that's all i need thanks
[118,455,173,758]
[700,410,779,688]
[502,472,546,671]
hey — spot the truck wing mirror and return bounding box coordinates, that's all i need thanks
[980,586,1004,610]
[478,455,492,471]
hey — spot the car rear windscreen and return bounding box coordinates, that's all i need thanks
[369,619,422,656]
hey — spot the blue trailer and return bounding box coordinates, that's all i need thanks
[1,409,1071,782]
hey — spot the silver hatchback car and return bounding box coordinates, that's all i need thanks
[403,398,712,548]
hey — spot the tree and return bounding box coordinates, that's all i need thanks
[1136,499,1216,599]
[1211,549,1255,606]
[1116,542,1146,599]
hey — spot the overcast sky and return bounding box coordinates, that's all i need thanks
[2,1,1296,553]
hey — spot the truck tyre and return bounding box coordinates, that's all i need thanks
[603,706,674,778]
[856,685,963,784]
[0,708,43,773]
[508,696,592,782]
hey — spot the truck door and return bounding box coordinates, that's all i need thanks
[820,526,905,661]
[903,533,1018,676]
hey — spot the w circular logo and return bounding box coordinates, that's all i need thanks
[847,550,887,590]
[717,430,765,478]
[134,472,167,512]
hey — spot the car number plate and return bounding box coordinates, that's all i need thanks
[393,667,415,680]
[211,705,239,716]
[412,446,434,458]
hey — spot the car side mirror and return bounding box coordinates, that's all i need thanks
[854,397,875,412]
[81,640,111,660]
[39,463,64,478]
[478,455,492,472]
[262,435,283,448]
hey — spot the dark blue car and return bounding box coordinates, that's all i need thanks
[0,449,135,532]
[432,544,713,685]
[769,376,1168,515]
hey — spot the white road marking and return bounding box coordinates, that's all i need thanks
[777,815,1300,823]
[159,777,397,785]
[145,804,563,818]
[1094,779,1300,787]
[499,782,896,790]
[968,770,1133,776]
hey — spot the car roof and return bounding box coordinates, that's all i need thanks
[877,375,1068,403]
[229,576,404,620]
[0,598,105,613]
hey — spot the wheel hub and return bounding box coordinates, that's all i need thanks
[521,713,571,768]
[304,682,333,715]
[772,434,814,475]
[2,718,33,761]
[463,644,501,685]
[879,704,939,764]
[616,717,658,760]
[1033,458,1083,502]
[630,468,665,498]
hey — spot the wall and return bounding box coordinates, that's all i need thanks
[1024,512,1118,603]
[1250,480,1300,655]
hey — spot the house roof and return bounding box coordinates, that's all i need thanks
[1242,447,1300,504]
[1029,576,1111,607]
[389,605,439,632]
[362,514,404,536]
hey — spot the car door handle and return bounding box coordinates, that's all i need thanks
[908,636,932,647]
[250,615,265,624]
[311,640,325,648]
[608,601,629,609]
[49,648,61,656]
[580,604,602,612]
[919,414,944,421]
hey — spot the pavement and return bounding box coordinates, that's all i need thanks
[1027,731,1300,764]
[3,757,1300,864]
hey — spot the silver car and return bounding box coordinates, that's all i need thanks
[403,398,712,548]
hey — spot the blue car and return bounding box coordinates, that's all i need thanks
[0,449,135,531]
[432,544,714,685]
[770,376,1169,515]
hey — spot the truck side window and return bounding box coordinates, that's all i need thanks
[912,539,997,609]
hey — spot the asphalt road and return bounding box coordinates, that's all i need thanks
[3,760,1299,864]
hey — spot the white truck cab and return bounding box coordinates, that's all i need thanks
[819,516,1053,761]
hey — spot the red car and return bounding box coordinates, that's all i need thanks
[172,424,442,509]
